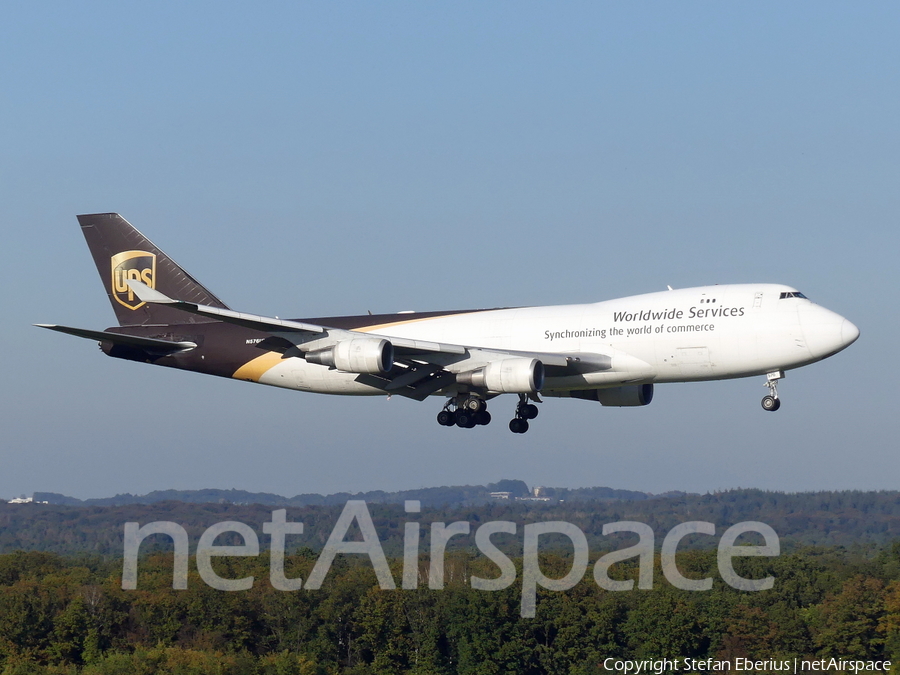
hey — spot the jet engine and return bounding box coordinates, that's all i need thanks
[305,338,393,374]
[457,358,545,393]
[568,384,654,407]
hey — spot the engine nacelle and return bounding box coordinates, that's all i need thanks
[457,358,545,393]
[305,338,393,374]
[569,384,654,407]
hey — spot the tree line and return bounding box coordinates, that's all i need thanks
[2,543,900,674]
[3,489,900,558]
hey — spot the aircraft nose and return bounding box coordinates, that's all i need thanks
[799,305,858,359]
[841,319,860,347]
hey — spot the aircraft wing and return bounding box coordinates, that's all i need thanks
[126,279,469,357]
[126,280,629,400]
[124,282,328,335]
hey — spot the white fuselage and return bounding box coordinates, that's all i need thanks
[253,284,858,396]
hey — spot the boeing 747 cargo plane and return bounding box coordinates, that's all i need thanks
[38,214,859,433]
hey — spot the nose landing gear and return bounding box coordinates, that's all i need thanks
[761,371,783,412]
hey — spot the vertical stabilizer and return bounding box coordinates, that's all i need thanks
[78,213,230,326]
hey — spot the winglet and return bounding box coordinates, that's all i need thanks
[126,280,178,305]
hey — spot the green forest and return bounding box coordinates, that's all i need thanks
[2,490,900,673]
[1,544,900,674]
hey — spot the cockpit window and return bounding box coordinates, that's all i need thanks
[779,291,808,299]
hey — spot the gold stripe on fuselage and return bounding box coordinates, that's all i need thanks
[232,352,284,382]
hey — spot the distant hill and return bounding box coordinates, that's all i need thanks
[31,480,658,509]
[2,486,900,556]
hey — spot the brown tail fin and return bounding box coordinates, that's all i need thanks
[78,213,229,326]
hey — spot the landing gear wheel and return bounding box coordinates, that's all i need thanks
[761,395,781,412]
[761,371,784,412]
[520,404,539,420]
[509,418,529,434]
[475,410,492,426]
[456,412,477,428]
[464,397,486,413]
[437,410,455,426]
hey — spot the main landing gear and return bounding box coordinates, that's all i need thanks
[436,393,542,433]
[761,371,783,412]
[509,394,540,434]
[437,395,492,429]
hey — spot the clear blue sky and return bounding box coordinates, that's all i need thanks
[2,2,897,500]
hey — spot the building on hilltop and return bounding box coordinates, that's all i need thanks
[6,495,48,505]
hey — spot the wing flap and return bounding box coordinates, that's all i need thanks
[384,363,443,390]
[356,369,457,401]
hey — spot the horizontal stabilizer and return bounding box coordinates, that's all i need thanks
[35,324,197,351]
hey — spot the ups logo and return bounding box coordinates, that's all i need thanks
[111,250,156,310]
